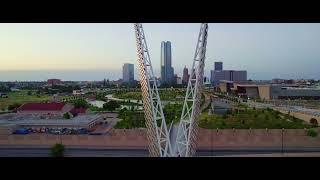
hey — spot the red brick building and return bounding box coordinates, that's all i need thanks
[47,79,62,86]
[17,102,74,118]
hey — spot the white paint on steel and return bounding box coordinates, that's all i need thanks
[134,23,173,157]
[134,23,208,157]
[174,23,209,157]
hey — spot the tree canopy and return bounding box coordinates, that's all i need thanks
[103,100,121,111]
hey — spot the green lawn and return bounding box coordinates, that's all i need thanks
[199,108,312,129]
[0,90,52,110]
[113,89,186,101]
[114,110,145,129]
[113,91,142,100]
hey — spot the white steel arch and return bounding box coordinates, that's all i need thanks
[174,23,209,157]
[134,23,172,157]
[134,23,208,157]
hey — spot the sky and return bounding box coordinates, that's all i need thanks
[0,23,320,81]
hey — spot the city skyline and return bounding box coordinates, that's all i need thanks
[122,63,134,83]
[160,41,174,84]
[1,23,320,81]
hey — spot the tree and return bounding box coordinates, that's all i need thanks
[50,143,65,157]
[103,100,120,111]
[0,85,10,92]
[310,118,318,127]
[8,103,21,111]
[63,112,71,119]
[27,91,32,95]
[72,99,89,108]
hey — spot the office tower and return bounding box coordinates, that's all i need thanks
[211,70,247,86]
[122,63,134,83]
[161,41,174,84]
[182,66,189,84]
[231,70,247,81]
[103,78,106,86]
[214,62,223,71]
[176,77,182,85]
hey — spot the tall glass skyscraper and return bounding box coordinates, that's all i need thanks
[161,41,174,84]
[214,62,223,71]
[123,63,134,83]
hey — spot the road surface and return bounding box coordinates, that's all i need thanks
[1,146,320,157]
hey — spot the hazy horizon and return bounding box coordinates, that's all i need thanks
[1,23,320,81]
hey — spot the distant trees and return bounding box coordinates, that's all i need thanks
[103,100,121,111]
[27,91,32,95]
[96,92,107,101]
[0,85,10,92]
[44,85,80,94]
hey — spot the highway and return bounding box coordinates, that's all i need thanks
[2,147,320,157]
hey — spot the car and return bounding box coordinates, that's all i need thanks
[14,128,29,135]
[89,132,102,135]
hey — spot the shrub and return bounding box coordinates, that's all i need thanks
[307,129,318,137]
[310,118,318,127]
[8,103,21,111]
[50,143,65,157]
[72,98,89,108]
[63,112,71,119]
[103,100,121,111]
[221,121,226,128]
[222,114,227,119]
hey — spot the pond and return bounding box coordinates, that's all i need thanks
[212,106,229,115]
[88,100,106,108]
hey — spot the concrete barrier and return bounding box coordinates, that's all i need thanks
[0,128,319,149]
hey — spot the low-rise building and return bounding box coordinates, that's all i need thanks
[73,89,85,95]
[219,81,320,100]
[17,102,74,118]
[47,79,62,86]
[0,92,8,98]
[0,114,102,130]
